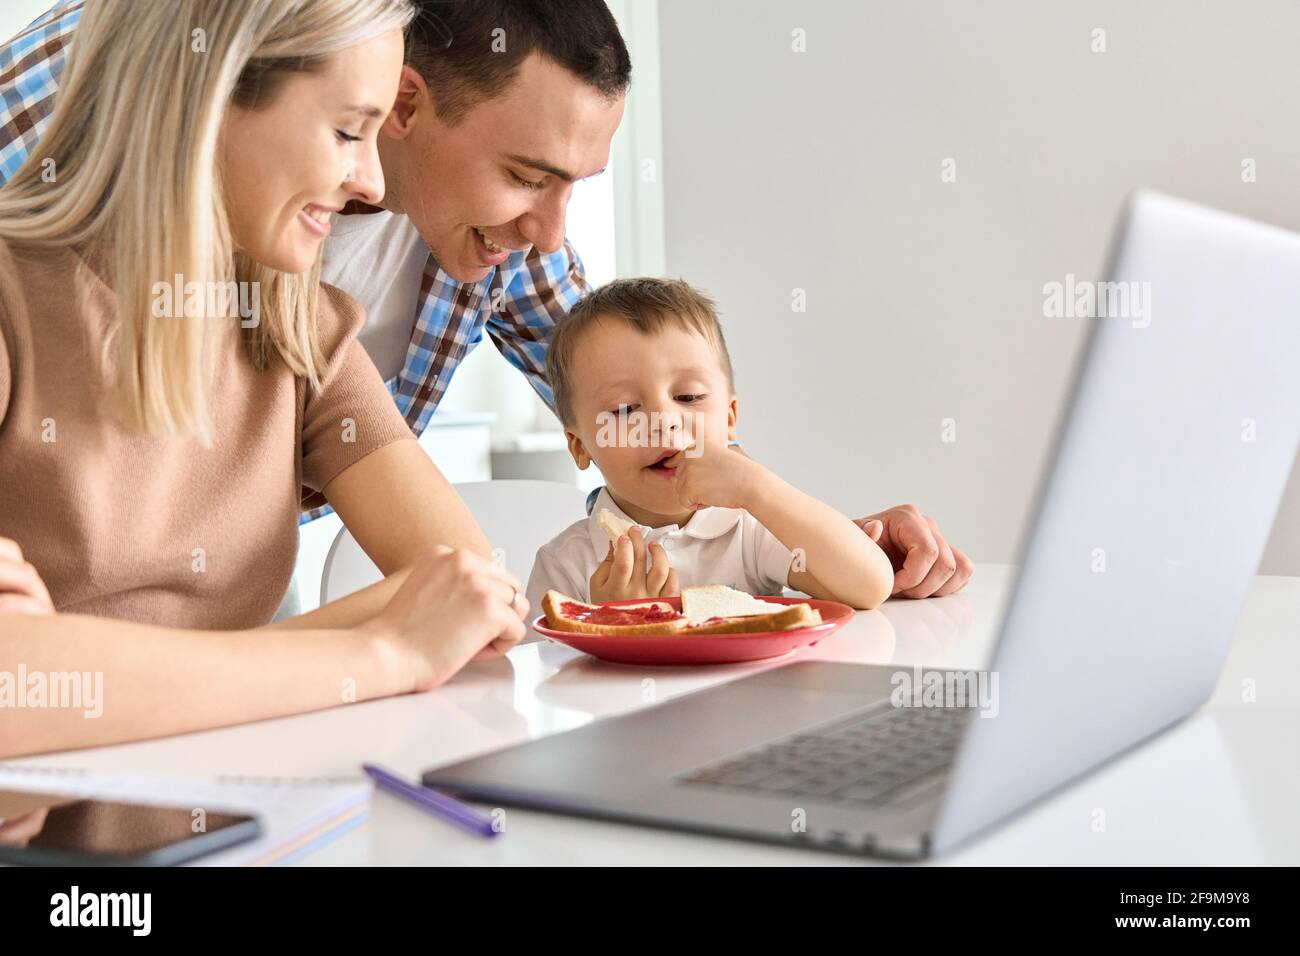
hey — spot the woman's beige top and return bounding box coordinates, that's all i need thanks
[0,238,415,630]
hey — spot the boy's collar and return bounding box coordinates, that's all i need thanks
[584,486,743,559]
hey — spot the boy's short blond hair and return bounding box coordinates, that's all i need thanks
[546,277,736,428]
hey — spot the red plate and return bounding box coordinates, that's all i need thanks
[532,596,855,665]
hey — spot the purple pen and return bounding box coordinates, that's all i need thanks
[361,763,500,838]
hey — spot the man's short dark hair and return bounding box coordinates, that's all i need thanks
[407,0,632,124]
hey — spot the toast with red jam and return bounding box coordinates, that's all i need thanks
[541,589,821,636]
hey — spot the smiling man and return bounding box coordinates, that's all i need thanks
[0,0,971,602]
[318,1,628,423]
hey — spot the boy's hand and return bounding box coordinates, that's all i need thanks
[590,526,681,603]
[668,443,763,511]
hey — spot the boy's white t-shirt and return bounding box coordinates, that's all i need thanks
[525,487,797,617]
[320,210,428,382]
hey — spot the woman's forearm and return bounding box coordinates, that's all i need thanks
[267,440,496,632]
[0,611,410,758]
[323,440,494,573]
[264,566,412,631]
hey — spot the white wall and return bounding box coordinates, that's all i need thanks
[0,0,54,38]
[656,0,1300,571]
[10,1,1297,573]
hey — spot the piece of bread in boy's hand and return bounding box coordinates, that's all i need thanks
[597,508,637,542]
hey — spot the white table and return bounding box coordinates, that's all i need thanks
[9,565,1298,865]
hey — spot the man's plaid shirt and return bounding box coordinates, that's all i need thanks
[0,1,591,522]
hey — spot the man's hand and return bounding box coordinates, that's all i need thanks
[854,505,971,598]
[590,526,681,603]
[0,537,54,615]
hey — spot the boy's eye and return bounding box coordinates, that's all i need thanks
[676,394,705,403]
[510,170,544,190]
[612,403,639,417]
[336,130,362,144]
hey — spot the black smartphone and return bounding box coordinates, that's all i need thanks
[0,788,261,866]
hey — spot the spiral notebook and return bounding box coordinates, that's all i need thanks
[0,765,372,866]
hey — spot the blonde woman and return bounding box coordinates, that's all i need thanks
[0,0,530,758]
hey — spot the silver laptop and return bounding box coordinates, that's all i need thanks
[423,192,1300,858]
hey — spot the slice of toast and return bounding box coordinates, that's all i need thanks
[541,590,689,635]
[682,584,786,623]
[541,589,823,638]
[685,602,823,634]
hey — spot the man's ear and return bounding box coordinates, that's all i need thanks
[726,395,739,442]
[385,65,428,137]
[565,428,592,471]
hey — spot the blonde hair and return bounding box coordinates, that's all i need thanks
[546,276,736,428]
[0,0,414,443]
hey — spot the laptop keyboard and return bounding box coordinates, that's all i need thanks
[677,704,970,808]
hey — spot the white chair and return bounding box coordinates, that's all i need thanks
[319,479,592,605]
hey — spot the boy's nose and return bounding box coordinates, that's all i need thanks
[647,406,684,440]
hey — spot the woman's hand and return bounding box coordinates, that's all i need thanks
[0,808,50,848]
[590,526,680,603]
[0,537,54,615]
[361,546,528,692]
